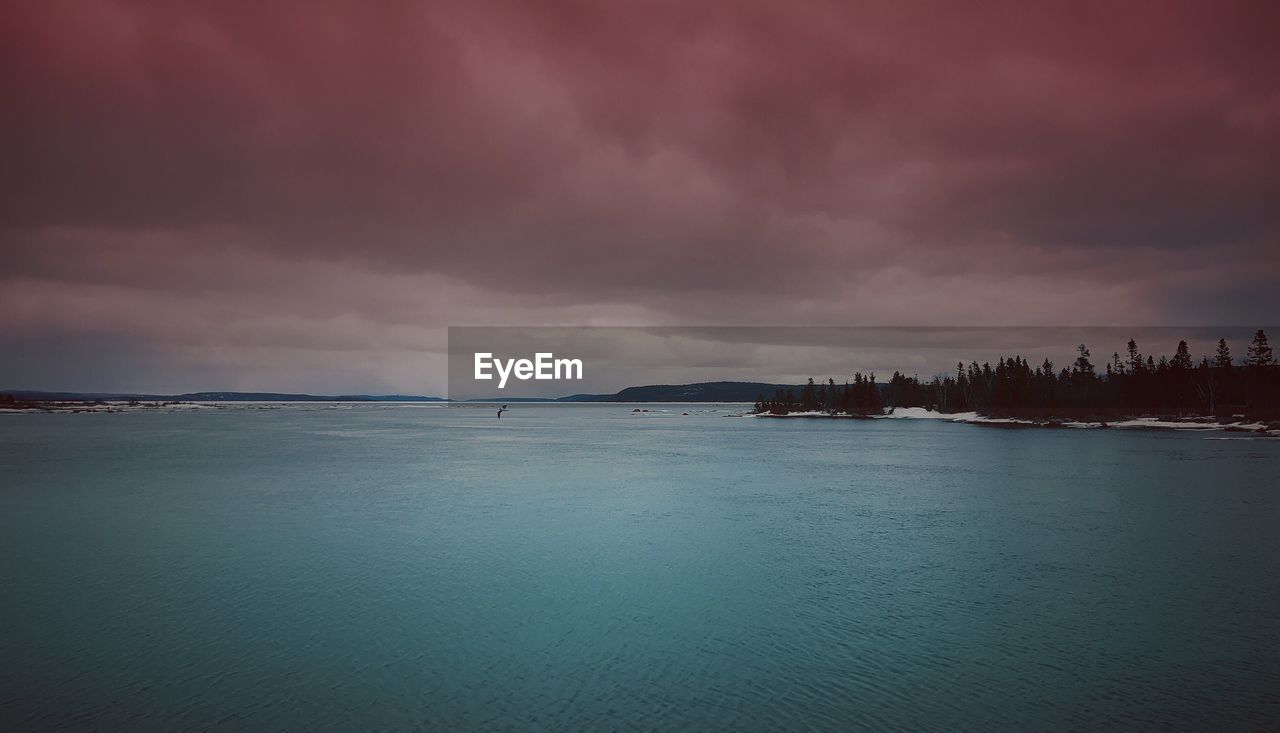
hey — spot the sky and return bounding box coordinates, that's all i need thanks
[3,1,1279,395]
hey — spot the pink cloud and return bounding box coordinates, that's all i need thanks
[2,1,1277,390]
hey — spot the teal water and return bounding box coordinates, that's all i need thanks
[1,405,1277,731]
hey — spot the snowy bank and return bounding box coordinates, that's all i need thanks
[753,406,1279,436]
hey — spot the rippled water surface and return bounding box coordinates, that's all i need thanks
[2,404,1278,731]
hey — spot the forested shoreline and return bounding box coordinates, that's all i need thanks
[753,329,1280,420]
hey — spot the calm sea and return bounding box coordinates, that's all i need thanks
[2,404,1277,731]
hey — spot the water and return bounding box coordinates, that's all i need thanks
[1,404,1277,731]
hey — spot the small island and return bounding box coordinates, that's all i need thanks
[751,330,1280,434]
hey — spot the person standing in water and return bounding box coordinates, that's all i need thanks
[497,404,508,418]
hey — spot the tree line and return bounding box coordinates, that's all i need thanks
[754,329,1278,418]
[754,372,884,415]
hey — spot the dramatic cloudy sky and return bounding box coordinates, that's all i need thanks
[3,1,1278,394]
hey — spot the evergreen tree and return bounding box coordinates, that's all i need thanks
[1214,339,1233,369]
[1126,339,1142,374]
[1074,344,1095,378]
[1246,329,1274,367]
[1172,340,1193,370]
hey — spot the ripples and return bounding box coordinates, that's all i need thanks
[2,408,1279,730]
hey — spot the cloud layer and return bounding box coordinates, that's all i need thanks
[3,1,1278,392]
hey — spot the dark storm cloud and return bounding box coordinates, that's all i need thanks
[2,0,1278,391]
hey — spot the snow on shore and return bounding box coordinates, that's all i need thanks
[879,407,979,421]
[755,406,1278,435]
[1108,417,1269,431]
[886,407,1276,433]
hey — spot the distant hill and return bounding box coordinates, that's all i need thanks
[6,382,892,405]
[558,382,812,403]
[2,390,445,402]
